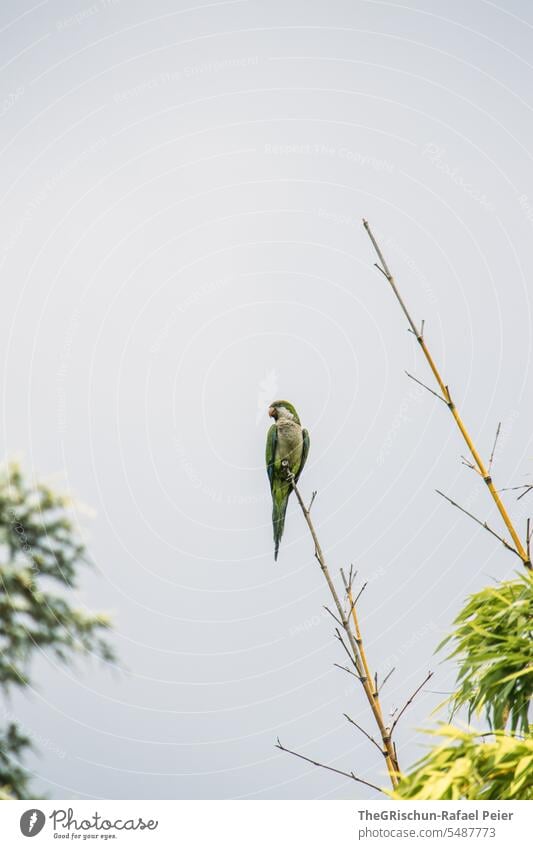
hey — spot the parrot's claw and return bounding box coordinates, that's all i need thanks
[281,459,295,483]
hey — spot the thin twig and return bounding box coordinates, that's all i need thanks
[391,672,433,734]
[347,582,368,621]
[335,628,360,674]
[379,667,396,693]
[333,663,359,680]
[324,606,344,629]
[340,565,357,595]
[425,690,454,695]
[488,422,501,474]
[308,491,317,512]
[500,483,533,501]
[343,714,383,754]
[276,739,384,793]
[435,490,519,555]
[461,455,482,476]
[405,371,447,404]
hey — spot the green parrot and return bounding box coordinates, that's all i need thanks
[265,400,310,560]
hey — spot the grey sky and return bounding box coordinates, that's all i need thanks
[1,0,532,799]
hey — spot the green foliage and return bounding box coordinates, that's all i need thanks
[438,573,532,733]
[0,724,34,800]
[394,572,532,799]
[0,463,115,799]
[392,725,533,800]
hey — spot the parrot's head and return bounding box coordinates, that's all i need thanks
[268,400,301,424]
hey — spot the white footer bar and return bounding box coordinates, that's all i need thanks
[1,800,530,848]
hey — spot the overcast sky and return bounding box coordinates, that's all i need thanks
[1,0,532,800]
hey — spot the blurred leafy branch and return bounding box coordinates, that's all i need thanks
[393,573,532,800]
[439,573,532,735]
[0,462,115,799]
[392,726,533,800]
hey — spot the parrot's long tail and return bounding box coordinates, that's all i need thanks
[272,486,291,561]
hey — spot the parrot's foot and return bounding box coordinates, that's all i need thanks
[281,459,295,484]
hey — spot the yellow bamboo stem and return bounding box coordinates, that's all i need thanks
[363,220,531,571]
[288,472,400,788]
[347,587,380,709]
[345,584,399,780]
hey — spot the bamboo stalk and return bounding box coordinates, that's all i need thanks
[363,220,531,572]
[347,584,382,707]
[285,464,400,788]
[341,576,401,777]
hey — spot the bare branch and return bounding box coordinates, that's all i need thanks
[435,489,520,557]
[460,455,482,476]
[276,739,383,793]
[379,667,396,693]
[334,628,361,674]
[405,370,447,405]
[391,672,433,734]
[347,563,355,590]
[363,219,419,336]
[324,605,344,629]
[347,582,368,620]
[340,566,349,592]
[343,714,383,754]
[488,422,501,474]
[499,483,533,501]
[333,662,359,680]
[307,491,317,512]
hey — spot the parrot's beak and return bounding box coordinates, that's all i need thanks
[268,406,276,418]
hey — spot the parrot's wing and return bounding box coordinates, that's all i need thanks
[295,428,310,482]
[265,423,277,492]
